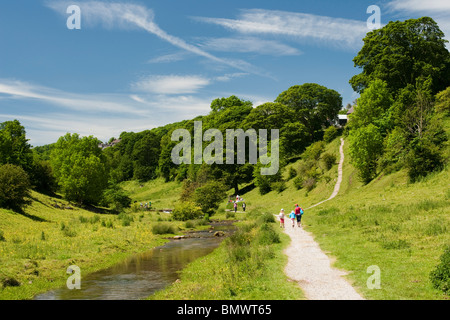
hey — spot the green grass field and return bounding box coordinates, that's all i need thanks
[231,137,450,300]
[0,191,184,300]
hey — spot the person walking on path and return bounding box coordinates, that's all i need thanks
[289,210,296,228]
[242,202,246,212]
[233,201,237,213]
[295,204,303,228]
[278,209,285,228]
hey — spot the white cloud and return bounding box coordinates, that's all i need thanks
[45,1,263,75]
[0,78,214,145]
[387,0,450,13]
[194,9,369,50]
[198,37,302,56]
[147,52,189,64]
[131,75,211,95]
[0,79,146,115]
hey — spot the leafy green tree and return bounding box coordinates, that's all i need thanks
[350,17,450,95]
[192,180,227,216]
[323,126,339,143]
[349,79,394,133]
[0,164,31,211]
[50,133,108,205]
[29,152,56,194]
[0,120,33,171]
[132,131,160,182]
[172,201,203,221]
[100,183,132,213]
[253,162,282,195]
[349,124,384,183]
[275,83,342,140]
[210,95,252,114]
[435,86,450,115]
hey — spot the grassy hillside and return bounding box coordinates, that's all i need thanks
[0,191,179,300]
[231,135,449,300]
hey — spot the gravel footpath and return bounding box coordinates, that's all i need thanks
[282,139,365,300]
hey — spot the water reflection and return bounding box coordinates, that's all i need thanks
[34,224,233,300]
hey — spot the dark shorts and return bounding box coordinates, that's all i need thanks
[296,215,302,222]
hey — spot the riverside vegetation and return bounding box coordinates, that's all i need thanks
[1,16,450,300]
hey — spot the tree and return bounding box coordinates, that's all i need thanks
[0,164,31,211]
[0,120,33,171]
[275,83,342,140]
[210,95,252,114]
[132,131,160,182]
[349,124,384,183]
[349,79,394,133]
[350,17,450,96]
[50,133,108,205]
[435,86,450,115]
[100,183,132,213]
[192,180,227,216]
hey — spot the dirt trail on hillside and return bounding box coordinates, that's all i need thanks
[282,138,364,300]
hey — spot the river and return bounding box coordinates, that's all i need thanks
[34,222,235,300]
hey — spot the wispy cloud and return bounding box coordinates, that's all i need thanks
[131,75,211,95]
[386,0,450,13]
[0,79,145,115]
[147,52,189,64]
[0,78,214,145]
[45,1,265,75]
[194,9,369,50]
[198,37,302,56]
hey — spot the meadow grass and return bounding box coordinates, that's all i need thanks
[0,191,184,300]
[149,212,305,300]
[221,136,449,299]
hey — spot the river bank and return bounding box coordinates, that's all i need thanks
[0,190,237,300]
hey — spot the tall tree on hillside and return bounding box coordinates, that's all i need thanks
[350,17,450,96]
[50,133,108,205]
[275,83,342,141]
[0,120,32,171]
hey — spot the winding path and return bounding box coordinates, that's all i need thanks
[283,138,364,300]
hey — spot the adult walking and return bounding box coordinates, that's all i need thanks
[294,204,303,228]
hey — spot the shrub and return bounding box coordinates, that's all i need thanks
[172,202,203,221]
[288,167,297,180]
[101,184,132,214]
[430,246,450,294]
[226,211,236,219]
[0,230,5,242]
[0,164,32,211]
[259,212,275,224]
[323,126,339,143]
[293,176,304,190]
[152,222,176,235]
[303,178,317,192]
[118,212,133,227]
[257,223,281,245]
[322,153,337,171]
[271,181,286,193]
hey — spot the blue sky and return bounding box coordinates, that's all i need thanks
[1,0,449,146]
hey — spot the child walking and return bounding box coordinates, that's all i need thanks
[278,209,285,228]
[289,210,296,228]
